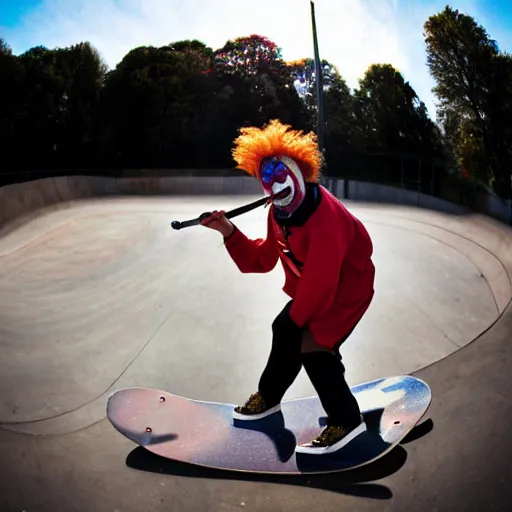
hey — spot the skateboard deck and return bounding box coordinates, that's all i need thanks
[107,375,431,474]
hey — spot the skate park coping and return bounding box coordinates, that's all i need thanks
[1,171,511,228]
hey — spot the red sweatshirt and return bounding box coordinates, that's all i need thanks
[224,186,375,349]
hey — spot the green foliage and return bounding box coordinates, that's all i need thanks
[1,6,511,200]
[424,5,512,198]
[352,64,442,155]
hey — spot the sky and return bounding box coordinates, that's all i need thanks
[1,0,512,120]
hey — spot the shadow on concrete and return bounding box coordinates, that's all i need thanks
[124,419,433,500]
[125,444,409,499]
[401,418,434,445]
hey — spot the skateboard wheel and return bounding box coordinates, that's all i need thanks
[146,427,152,433]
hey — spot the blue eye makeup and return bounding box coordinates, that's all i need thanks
[260,159,288,184]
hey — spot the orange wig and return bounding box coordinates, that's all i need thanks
[231,119,322,182]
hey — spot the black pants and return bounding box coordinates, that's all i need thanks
[258,301,362,427]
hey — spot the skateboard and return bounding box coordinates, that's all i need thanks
[107,375,431,474]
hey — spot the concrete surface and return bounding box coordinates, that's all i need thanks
[1,176,512,511]
[3,292,511,512]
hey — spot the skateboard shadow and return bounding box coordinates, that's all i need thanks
[125,443,407,499]
[125,417,434,499]
[400,418,434,444]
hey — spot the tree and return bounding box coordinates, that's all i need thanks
[287,58,342,107]
[323,75,359,151]
[0,28,472,185]
[15,45,69,168]
[215,34,281,77]
[56,42,108,166]
[424,6,512,198]
[0,41,107,169]
[99,41,218,167]
[214,35,307,131]
[352,64,442,155]
[0,39,25,165]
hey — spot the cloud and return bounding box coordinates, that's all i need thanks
[2,0,510,121]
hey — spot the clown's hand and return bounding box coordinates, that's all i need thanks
[200,210,235,238]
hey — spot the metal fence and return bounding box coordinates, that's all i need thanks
[1,159,510,224]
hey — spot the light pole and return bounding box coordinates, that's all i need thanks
[310,0,325,157]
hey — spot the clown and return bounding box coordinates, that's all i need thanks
[201,119,375,455]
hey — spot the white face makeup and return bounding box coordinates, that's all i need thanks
[271,174,294,207]
[260,155,306,213]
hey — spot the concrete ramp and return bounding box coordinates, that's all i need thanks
[0,178,510,437]
[0,175,262,233]
[1,175,512,512]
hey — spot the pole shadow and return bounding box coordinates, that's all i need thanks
[125,443,409,500]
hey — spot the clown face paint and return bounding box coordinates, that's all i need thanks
[259,156,306,215]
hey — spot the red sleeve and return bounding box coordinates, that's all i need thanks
[289,216,353,327]
[223,212,279,274]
